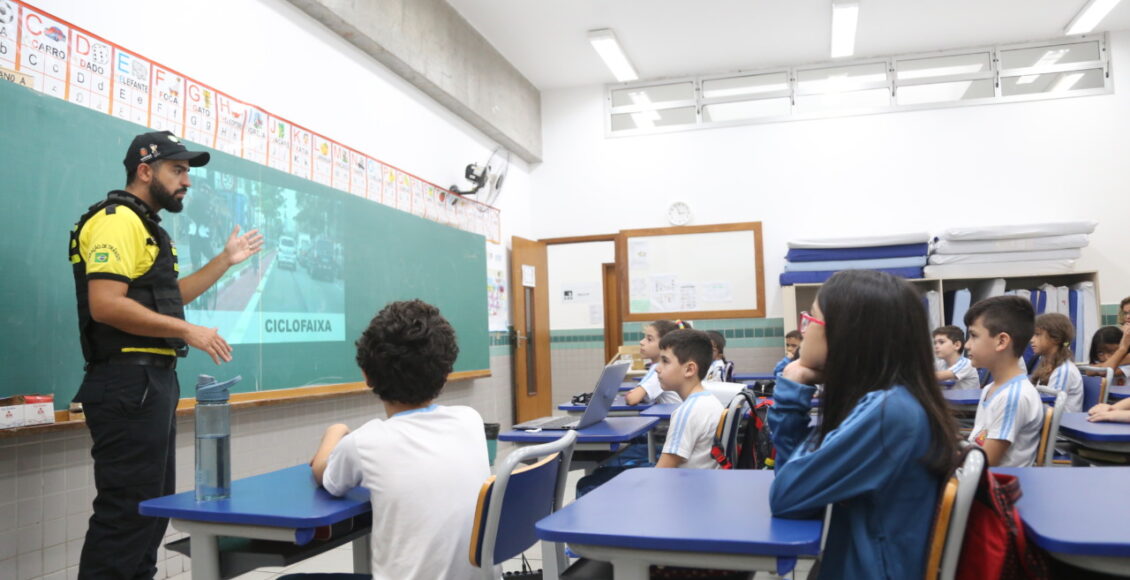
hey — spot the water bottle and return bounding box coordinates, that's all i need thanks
[195,374,240,501]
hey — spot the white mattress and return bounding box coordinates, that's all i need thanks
[931,234,1090,255]
[923,260,1076,279]
[935,221,1096,242]
[786,232,930,249]
[927,248,1081,265]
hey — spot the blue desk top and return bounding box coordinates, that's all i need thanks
[1109,384,1130,400]
[139,465,370,530]
[640,403,681,420]
[557,395,652,413]
[536,469,822,556]
[499,416,659,444]
[943,388,1055,405]
[1058,412,1130,442]
[995,467,1130,557]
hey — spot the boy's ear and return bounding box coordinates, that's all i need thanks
[993,331,1012,353]
[683,359,697,378]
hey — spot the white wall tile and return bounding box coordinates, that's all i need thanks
[17,551,42,580]
[42,543,66,574]
[42,518,66,548]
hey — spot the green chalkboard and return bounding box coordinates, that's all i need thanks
[0,80,489,408]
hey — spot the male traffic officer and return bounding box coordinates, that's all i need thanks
[70,130,263,579]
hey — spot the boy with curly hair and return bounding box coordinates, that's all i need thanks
[309,300,489,579]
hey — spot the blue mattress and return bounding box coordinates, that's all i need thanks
[785,243,929,263]
[779,267,925,286]
[784,256,926,272]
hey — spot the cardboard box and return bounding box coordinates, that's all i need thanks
[23,394,55,426]
[0,396,26,429]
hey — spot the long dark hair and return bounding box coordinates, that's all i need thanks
[1032,313,1074,385]
[815,270,959,476]
[1090,326,1123,364]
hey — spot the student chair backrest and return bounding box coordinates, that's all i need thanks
[1034,391,1065,467]
[924,444,985,580]
[1077,365,1113,411]
[469,430,577,578]
[703,381,745,406]
[977,368,991,388]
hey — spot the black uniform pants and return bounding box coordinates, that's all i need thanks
[76,364,180,580]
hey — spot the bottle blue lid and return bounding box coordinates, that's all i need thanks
[195,375,241,402]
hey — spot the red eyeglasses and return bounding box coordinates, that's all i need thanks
[800,311,825,334]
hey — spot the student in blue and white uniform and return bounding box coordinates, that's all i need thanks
[768,271,960,579]
[965,296,1044,467]
[932,325,979,390]
[1030,313,1084,413]
[772,330,802,377]
[654,330,724,469]
[624,320,688,405]
[1089,325,1130,386]
[703,330,735,383]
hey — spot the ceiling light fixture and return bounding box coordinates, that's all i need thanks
[588,29,639,82]
[831,1,860,58]
[1065,0,1123,35]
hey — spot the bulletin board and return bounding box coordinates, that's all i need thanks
[618,222,765,321]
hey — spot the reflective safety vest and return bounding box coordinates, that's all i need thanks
[69,190,188,363]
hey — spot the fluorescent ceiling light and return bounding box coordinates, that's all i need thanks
[1065,0,1123,35]
[830,1,860,58]
[588,29,638,82]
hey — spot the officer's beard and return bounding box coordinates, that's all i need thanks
[150,180,186,213]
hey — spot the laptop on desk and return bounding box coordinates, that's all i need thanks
[514,361,631,431]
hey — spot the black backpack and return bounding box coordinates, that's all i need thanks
[711,389,776,470]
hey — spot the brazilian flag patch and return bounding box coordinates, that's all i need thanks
[93,252,110,263]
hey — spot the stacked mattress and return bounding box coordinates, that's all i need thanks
[925,220,1096,279]
[780,232,930,286]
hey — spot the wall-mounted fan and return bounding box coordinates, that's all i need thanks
[449,146,510,209]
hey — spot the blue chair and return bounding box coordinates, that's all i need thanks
[1077,365,1114,411]
[469,430,576,579]
[977,368,991,387]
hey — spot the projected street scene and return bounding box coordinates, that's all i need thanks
[174,168,344,344]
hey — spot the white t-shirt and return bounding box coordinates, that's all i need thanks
[935,356,980,390]
[969,375,1044,467]
[323,405,490,580]
[662,391,724,469]
[1036,360,1084,413]
[639,367,683,405]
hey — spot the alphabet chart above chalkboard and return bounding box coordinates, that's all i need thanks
[0,0,502,242]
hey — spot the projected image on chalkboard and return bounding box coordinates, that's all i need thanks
[175,167,345,344]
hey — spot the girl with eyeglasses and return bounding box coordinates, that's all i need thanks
[768,270,960,579]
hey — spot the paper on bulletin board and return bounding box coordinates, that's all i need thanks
[628,239,650,269]
[700,282,733,304]
[679,284,697,310]
[486,241,509,331]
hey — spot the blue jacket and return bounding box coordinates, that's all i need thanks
[768,377,940,580]
[772,355,792,377]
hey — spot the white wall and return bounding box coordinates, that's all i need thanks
[31,0,536,242]
[534,31,1130,316]
[547,241,614,329]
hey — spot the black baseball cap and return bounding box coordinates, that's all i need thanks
[123,130,210,172]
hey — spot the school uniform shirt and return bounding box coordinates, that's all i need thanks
[662,391,724,469]
[767,376,940,579]
[934,356,980,390]
[1036,360,1084,413]
[969,375,1045,467]
[322,405,490,580]
[772,355,791,377]
[704,359,735,383]
[638,367,683,405]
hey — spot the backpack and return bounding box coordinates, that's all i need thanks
[711,390,775,470]
[956,447,1051,580]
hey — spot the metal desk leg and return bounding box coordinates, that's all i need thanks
[647,430,656,464]
[612,559,650,580]
[187,530,221,580]
[352,534,371,574]
[541,540,565,580]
